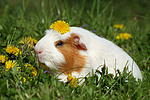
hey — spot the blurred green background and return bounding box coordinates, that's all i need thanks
[0,0,150,24]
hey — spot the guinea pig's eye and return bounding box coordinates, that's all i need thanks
[55,41,64,47]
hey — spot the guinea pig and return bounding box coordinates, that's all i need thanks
[34,27,142,83]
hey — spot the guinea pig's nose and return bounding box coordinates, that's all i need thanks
[38,51,42,54]
[35,49,42,55]
[36,51,43,55]
[34,45,43,55]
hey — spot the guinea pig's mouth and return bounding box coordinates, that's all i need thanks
[39,62,46,66]
[38,62,49,70]
[36,54,51,65]
[36,55,41,62]
[38,61,58,74]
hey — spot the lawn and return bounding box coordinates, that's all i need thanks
[0,0,150,99]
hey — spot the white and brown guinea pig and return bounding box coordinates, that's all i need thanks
[34,27,142,82]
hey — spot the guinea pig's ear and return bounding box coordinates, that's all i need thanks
[72,34,87,50]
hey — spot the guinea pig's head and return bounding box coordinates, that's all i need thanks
[34,29,87,75]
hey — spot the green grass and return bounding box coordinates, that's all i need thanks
[0,0,150,99]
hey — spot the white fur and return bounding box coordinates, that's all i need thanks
[34,27,142,83]
[35,30,66,73]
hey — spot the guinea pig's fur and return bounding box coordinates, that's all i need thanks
[34,27,142,83]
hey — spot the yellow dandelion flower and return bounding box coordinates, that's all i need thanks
[5,60,17,71]
[19,36,38,48]
[5,45,21,56]
[25,63,33,68]
[17,67,21,71]
[67,74,79,88]
[19,76,26,83]
[70,76,79,88]
[50,20,70,34]
[114,24,123,30]
[0,55,8,63]
[32,38,38,44]
[67,73,73,81]
[5,45,13,54]
[12,46,21,56]
[25,63,38,77]
[116,33,132,40]
[30,66,38,77]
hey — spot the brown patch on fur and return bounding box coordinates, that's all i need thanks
[56,33,87,75]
